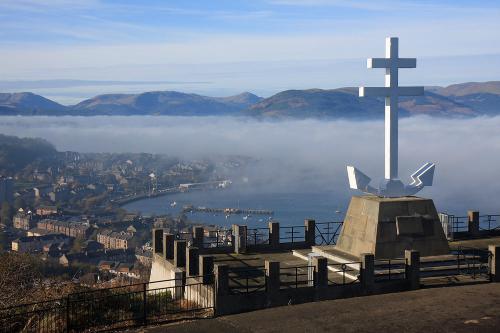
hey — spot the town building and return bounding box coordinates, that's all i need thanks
[11,234,71,253]
[13,209,36,230]
[37,219,92,238]
[36,206,59,216]
[97,230,133,250]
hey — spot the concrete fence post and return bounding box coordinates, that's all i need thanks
[312,256,328,289]
[174,240,186,268]
[269,222,280,249]
[489,245,500,282]
[360,253,375,292]
[467,210,480,237]
[163,233,174,259]
[405,250,420,290]
[186,247,199,276]
[214,264,229,296]
[199,255,214,284]
[305,219,316,246]
[192,226,204,248]
[233,224,247,254]
[265,260,280,293]
[152,229,163,254]
[172,268,185,300]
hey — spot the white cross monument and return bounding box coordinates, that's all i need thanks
[347,37,435,197]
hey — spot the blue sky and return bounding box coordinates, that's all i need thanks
[1,0,500,103]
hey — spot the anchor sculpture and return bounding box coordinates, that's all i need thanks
[347,37,435,197]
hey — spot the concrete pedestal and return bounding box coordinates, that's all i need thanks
[336,195,449,259]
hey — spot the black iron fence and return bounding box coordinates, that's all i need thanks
[375,259,406,281]
[246,227,270,246]
[315,221,343,245]
[228,267,267,294]
[203,229,233,248]
[451,246,492,280]
[280,265,314,289]
[479,215,500,232]
[327,262,361,286]
[0,276,214,333]
[279,226,306,243]
[1,299,66,333]
[449,216,469,233]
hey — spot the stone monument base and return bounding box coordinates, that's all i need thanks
[335,195,449,259]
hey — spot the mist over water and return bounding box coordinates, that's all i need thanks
[1,115,500,215]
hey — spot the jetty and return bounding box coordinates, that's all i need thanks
[182,205,273,215]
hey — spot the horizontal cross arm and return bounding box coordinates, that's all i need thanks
[367,57,416,69]
[367,58,390,69]
[359,86,390,97]
[397,86,424,96]
[398,58,417,68]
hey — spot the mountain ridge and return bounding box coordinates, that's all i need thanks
[0,81,499,118]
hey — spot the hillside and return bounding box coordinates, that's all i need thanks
[0,134,57,172]
[246,88,477,119]
[430,81,500,114]
[72,91,262,116]
[0,92,68,115]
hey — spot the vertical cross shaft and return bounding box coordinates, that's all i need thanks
[359,37,423,181]
[385,37,398,180]
[348,37,433,197]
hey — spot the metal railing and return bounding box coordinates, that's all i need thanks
[0,276,214,333]
[375,259,406,281]
[202,229,233,248]
[246,227,270,246]
[327,262,361,286]
[479,214,500,231]
[228,267,267,294]
[315,221,343,245]
[279,226,306,243]
[279,265,314,289]
[449,216,469,233]
[451,246,492,280]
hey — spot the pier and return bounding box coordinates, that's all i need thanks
[182,205,273,215]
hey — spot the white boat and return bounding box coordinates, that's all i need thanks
[243,215,250,221]
[170,201,177,207]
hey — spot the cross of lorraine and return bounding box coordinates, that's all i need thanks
[347,37,435,197]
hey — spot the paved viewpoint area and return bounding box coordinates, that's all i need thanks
[139,283,500,333]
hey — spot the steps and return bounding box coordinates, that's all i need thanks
[293,246,489,281]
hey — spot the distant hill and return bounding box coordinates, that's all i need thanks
[0,81,499,118]
[429,81,500,115]
[71,91,263,116]
[246,88,477,119]
[0,92,67,115]
[245,88,383,119]
[432,81,500,96]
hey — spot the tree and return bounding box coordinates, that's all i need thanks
[0,252,42,308]
[14,197,26,211]
[0,202,13,227]
[71,237,85,253]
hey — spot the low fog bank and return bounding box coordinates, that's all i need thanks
[1,115,499,214]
